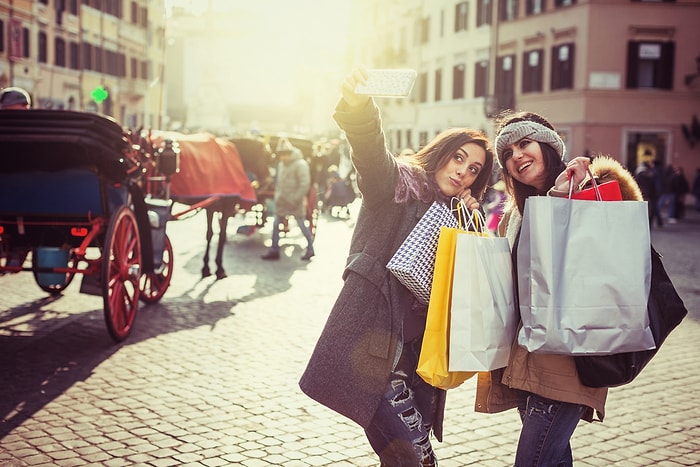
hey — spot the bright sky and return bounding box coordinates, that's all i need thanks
[165,0,353,108]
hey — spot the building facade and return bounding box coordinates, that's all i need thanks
[0,0,165,129]
[346,0,700,175]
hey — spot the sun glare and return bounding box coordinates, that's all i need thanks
[165,0,352,110]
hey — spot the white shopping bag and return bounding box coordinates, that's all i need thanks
[517,195,654,355]
[448,213,517,372]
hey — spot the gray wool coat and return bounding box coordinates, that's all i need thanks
[299,99,447,441]
[273,148,310,219]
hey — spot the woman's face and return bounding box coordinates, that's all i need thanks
[434,142,486,197]
[502,138,549,191]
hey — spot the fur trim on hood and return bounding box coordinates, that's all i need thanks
[586,155,643,201]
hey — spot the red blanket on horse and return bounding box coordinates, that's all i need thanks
[150,132,257,205]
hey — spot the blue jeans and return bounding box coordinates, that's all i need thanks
[364,338,439,466]
[270,214,314,253]
[515,392,586,467]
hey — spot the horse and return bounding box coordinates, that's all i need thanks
[135,131,273,280]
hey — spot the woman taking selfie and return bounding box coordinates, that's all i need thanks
[300,68,494,466]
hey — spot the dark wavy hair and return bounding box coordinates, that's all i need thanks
[394,128,494,204]
[494,110,566,214]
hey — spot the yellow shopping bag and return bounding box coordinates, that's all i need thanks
[416,224,477,390]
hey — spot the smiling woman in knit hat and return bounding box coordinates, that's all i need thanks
[0,86,31,110]
[475,109,639,467]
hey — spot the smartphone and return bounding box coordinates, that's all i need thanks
[354,69,418,98]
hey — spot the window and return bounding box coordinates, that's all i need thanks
[551,43,575,90]
[69,41,79,69]
[55,37,66,67]
[626,41,674,90]
[522,49,543,93]
[435,68,442,102]
[23,27,30,58]
[477,0,492,26]
[39,31,48,63]
[474,60,489,97]
[419,71,428,102]
[555,0,576,6]
[500,0,518,21]
[0,20,4,53]
[419,131,429,148]
[526,0,544,15]
[131,1,138,24]
[69,0,79,15]
[453,64,465,99]
[94,46,103,73]
[83,43,92,70]
[141,60,149,80]
[455,2,468,32]
[131,57,138,78]
[420,17,430,44]
[495,54,516,111]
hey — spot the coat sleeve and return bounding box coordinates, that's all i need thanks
[333,99,398,207]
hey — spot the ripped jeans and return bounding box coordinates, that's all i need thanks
[515,392,586,467]
[365,338,439,466]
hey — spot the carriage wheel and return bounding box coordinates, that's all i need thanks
[139,234,173,303]
[102,206,141,342]
[32,249,76,295]
[306,186,320,239]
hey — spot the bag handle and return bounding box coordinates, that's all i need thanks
[568,168,601,201]
[451,197,467,230]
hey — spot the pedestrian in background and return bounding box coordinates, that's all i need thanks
[671,165,689,221]
[475,109,646,467]
[0,86,31,110]
[635,160,663,228]
[658,164,677,223]
[300,67,494,466]
[261,138,315,261]
[692,167,700,212]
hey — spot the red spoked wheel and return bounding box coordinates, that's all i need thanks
[139,234,173,303]
[102,206,141,342]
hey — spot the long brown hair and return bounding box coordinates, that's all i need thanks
[395,128,494,203]
[494,111,566,214]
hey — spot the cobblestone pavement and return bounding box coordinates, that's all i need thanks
[1,201,699,467]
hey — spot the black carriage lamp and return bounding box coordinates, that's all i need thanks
[158,139,180,177]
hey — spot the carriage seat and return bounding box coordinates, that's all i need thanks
[0,168,125,217]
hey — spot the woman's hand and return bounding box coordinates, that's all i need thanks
[551,157,591,196]
[457,188,480,211]
[341,67,371,108]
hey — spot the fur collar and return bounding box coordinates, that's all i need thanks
[587,155,643,201]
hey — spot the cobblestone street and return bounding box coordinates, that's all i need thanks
[1,202,699,466]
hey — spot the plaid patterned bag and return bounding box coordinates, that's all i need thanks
[387,201,459,304]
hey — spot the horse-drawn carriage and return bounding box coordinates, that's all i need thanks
[0,110,176,342]
[0,111,324,341]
